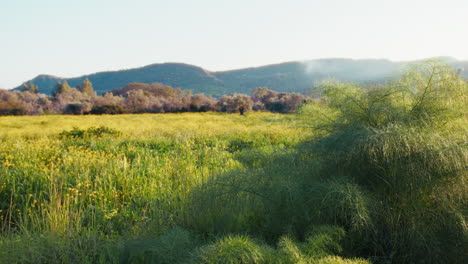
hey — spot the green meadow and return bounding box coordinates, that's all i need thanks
[0,62,466,264]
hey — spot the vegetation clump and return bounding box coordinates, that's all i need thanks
[299,60,467,263]
[59,126,121,138]
[196,235,271,264]
[121,228,196,264]
[1,79,310,115]
[182,60,466,263]
[90,104,125,115]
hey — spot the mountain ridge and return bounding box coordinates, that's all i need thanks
[13,58,468,96]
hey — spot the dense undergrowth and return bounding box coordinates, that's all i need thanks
[0,61,466,263]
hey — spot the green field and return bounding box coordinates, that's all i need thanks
[0,113,368,263]
[0,62,466,264]
[1,113,354,263]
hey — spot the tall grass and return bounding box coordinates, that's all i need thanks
[182,61,466,263]
[1,61,464,263]
[0,112,316,263]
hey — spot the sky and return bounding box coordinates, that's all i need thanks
[1,0,467,88]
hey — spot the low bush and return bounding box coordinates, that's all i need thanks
[121,228,197,264]
[196,235,273,264]
[0,233,120,264]
[90,105,125,115]
[0,101,26,116]
[184,60,466,263]
[64,103,85,115]
[59,126,121,138]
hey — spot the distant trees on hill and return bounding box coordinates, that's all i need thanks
[219,94,253,115]
[0,89,50,115]
[90,104,125,115]
[252,87,308,113]
[22,82,39,93]
[0,79,309,115]
[78,78,96,97]
[112,82,218,113]
[52,81,71,96]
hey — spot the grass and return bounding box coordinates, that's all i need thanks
[0,61,465,264]
[0,112,373,263]
[0,112,319,263]
[0,112,301,139]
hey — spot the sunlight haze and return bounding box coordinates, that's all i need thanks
[1,0,467,88]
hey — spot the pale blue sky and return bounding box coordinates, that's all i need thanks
[1,0,467,88]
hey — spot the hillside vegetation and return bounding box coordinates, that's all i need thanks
[0,61,466,263]
[1,82,307,116]
[15,58,468,96]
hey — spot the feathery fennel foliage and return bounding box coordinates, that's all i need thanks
[299,60,467,263]
[185,60,465,263]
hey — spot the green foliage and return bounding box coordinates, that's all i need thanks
[2,58,465,263]
[80,78,96,97]
[184,146,371,241]
[306,178,372,231]
[308,60,466,130]
[314,256,371,264]
[299,60,467,263]
[183,61,465,263]
[112,82,185,98]
[52,81,71,97]
[121,228,197,264]
[304,225,346,258]
[278,236,308,264]
[0,233,120,264]
[196,235,272,264]
[22,82,39,93]
[277,230,370,264]
[0,113,314,263]
[59,126,121,138]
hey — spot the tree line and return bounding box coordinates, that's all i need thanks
[0,79,308,116]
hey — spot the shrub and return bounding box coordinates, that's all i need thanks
[314,256,371,264]
[0,107,27,116]
[90,104,125,115]
[300,60,467,263]
[304,225,346,258]
[218,94,253,115]
[59,126,121,138]
[0,101,26,116]
[196,235,271,264]
[277,233,370,264]
[0,233,120,264]
[185,60,465,263]
[64,103,84,115]
[278,236,308,264]
[121,228,196,264]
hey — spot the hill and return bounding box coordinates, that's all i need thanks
[13,58,468,96]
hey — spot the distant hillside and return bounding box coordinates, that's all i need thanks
[13,58,468,96]
[16,63,223,96]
